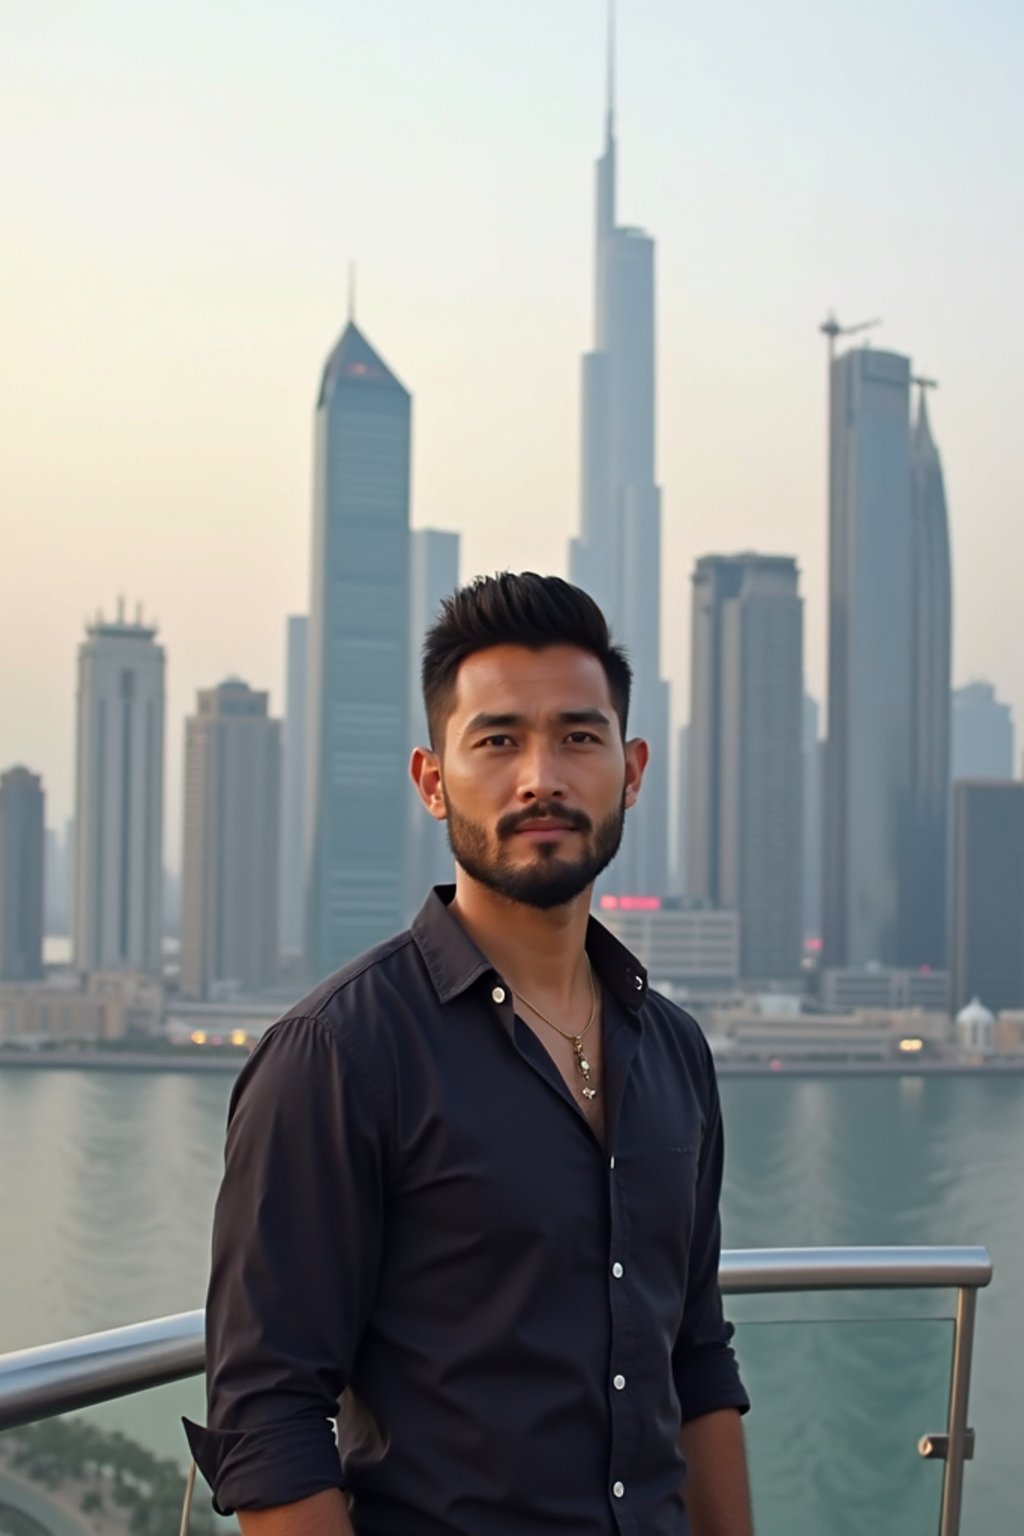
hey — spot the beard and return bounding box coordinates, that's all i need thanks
[444,792,626,910]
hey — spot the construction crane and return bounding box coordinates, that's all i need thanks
[820,313,882,364]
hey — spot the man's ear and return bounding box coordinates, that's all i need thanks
[623,736,649,810]
[410,746,448,822]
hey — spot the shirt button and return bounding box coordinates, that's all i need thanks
[491,985,506,1004]
[609,1156,616,1170]
[612,1261,624,1279]
[612,1481,625,1499]
[613,1374,626,1390]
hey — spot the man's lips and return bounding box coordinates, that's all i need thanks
[513,822,580,839]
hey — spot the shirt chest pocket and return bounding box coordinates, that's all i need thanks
[615,1145,700,1279]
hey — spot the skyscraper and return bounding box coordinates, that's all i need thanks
[44,817,72,937]
[0,766,45,981]
[570,15,669,897]
[306,319,411,979]
[801,696,824,945]
[280,614,308,957]
[905,383,953,967]
[407,528,460,913]
[687,554,804,981]
[673,723,690,897]
[181,680,281,999]
[823,347,913,968]
[952,682,1015,781]
[73,604,164,975]
[951,780,1024,1012]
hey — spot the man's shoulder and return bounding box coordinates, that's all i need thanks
[274,926,426,1044]
[641,985,716,1084]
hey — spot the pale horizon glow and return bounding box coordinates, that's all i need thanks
[1,0,1022,864]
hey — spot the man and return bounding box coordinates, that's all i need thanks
[186,573,752,1535]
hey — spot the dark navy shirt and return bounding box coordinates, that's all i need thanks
[186,887,748,1535]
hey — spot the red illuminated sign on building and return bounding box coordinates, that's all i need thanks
[599,895,662,912]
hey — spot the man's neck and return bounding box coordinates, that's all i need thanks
[448,871,592,1008]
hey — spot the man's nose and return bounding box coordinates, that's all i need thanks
[516,742,567,802]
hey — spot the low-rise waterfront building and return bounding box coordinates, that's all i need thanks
[0,971,163,1046]
[597,896,739,994]
[700,995,953,1063]
[994,1011,1024,1054]
[820,966,950,1013]
[956,997,995,1058]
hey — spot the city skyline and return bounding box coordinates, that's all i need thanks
[2,0,1022,859]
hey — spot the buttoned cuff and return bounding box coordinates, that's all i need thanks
[182,1415,345,1516]
[674,1345,751,1425]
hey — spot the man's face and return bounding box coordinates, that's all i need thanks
[415,644,646,910]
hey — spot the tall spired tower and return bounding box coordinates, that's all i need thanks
[305,318,411,980]
[570,6,669,897]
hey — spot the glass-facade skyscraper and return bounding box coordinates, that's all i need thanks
[952,780,1024,1012]
[0,766,45,981]
[72,605,165,976]
[280,614,308,958]
[823,348,914,968]
[824,349,953,969]
[952,682,1014,782]
[306,321,411,980]
[687,554,804,981]
[180,680,281,999]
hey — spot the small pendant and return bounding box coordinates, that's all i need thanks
[572,1037,597,1101]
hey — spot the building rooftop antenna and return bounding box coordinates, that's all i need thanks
[607,0,616,133]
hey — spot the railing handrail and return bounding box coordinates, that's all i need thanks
[720,1244,993,1294]
[0,1245,992,1433]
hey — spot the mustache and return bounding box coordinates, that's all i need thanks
[497,803,593,838]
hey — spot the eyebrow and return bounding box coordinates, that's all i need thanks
[462,708,612,737]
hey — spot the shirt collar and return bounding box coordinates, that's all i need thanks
[411,885,649,1019]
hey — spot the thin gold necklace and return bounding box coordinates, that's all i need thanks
[513,956,599,1101]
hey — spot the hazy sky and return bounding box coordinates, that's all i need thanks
[2,0,1022,861]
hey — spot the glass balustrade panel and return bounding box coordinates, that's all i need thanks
[729,1312,952,1536]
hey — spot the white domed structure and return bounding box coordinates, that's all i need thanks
[956,997,995,1057]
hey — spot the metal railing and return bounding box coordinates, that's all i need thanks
[0,1245,993,1536]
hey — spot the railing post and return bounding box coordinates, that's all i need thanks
[938,1284,977,1536]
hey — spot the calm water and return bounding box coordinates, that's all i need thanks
[0,1066,1020,1534]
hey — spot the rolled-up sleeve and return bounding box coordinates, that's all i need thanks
[672,1048,750,1424]
[183,1014,388,1515]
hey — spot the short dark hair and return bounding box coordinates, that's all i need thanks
[421,572,632,749]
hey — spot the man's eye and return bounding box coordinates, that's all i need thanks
[480,734,514,748]
[566,732,599,745]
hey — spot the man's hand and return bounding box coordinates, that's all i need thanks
[237,1488,355,1536]
[679,1407,753,1536]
